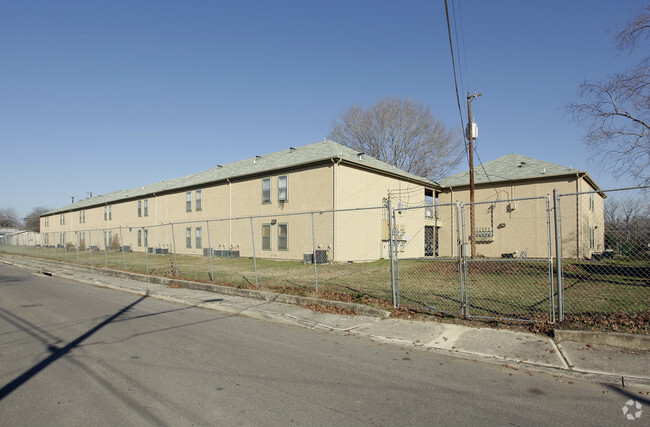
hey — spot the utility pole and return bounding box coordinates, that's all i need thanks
[467,91,481,259]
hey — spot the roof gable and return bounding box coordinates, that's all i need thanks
[44,140,437,216]
[438,153,585,187]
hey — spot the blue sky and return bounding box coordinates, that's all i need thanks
[1,0,646,218]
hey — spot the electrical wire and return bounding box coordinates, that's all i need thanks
[456,0,470,96]
[443,0,468,159]
[473,142,500,199]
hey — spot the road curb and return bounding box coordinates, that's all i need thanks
[0,254,390,319]
[554,329,650,351]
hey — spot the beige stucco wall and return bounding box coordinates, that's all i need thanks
[39,161,438,263]
[436,175,605,259]
[335,163,430,261]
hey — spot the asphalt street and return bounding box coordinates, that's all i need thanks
[0,263,645,426]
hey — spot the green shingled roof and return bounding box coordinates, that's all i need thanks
[45,140,437,216]
[438,153,600,189]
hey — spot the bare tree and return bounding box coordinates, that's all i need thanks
[328,97,462,180]
[24,207,50,233]
[0,208,22,228]
[604,195,649,256]
[568,6,650,185]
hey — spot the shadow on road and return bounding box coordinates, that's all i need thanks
[0,294,149,401]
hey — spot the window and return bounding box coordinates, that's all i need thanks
[143,199,148,217]
[196,190,202,211]
[143,229,148,247]
[262,224,271,250]
[60,214,65,225]
[82,210,85,223]
[589,193,595,211]
[79,211,83,223]
[278,223,288,250]
[186,192,192,212]
[186,227,192,248]
[109,206,112,220]
[137,230,142,247]
[278,175,288,202]
[262,178,271,203]
[589,227,595,249]
[138,201,142,217]
[195,227,202,248]
[45,217,49,227]
[104,206,107,221]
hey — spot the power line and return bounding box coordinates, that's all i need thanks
[443,0,468,159]
[473,142,500,199]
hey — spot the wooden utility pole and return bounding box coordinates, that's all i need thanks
[467,92,481,259]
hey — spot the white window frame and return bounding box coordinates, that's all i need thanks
[262,178,271,204]
[278,175,288,202]
[195,227,202,248]
[278,223,288,250]
[262,224,271,250]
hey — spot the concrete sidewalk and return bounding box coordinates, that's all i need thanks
[2,254,649,390]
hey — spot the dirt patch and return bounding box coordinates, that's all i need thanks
[302,303,358,316]
[556,311,650,335]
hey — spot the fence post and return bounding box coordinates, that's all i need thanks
[545,195,555,324]
[311,212,318,292]
[459,203,468,317]
[119,226,126,270]
[89,231,93,266]
[103,229,108,268]
[553,189,564,322]
[249,217,258,287]
[171,223,178,276]
[391,203,400,307]
[388,199,396,307]
[206,220,214,281]
[144,228,149,274]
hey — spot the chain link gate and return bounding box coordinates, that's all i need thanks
[555,187,650,322]
[392,197,556,323]
[389,202,464,316]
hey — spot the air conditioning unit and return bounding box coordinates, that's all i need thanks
[315,249,328,263]
[303,250,328,264]
[229,250,240,258]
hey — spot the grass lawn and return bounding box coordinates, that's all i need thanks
[3,246,648,322]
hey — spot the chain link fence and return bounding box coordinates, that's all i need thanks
[394,198,555,322]
[556,187,649,320]
[1,187,648,324]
